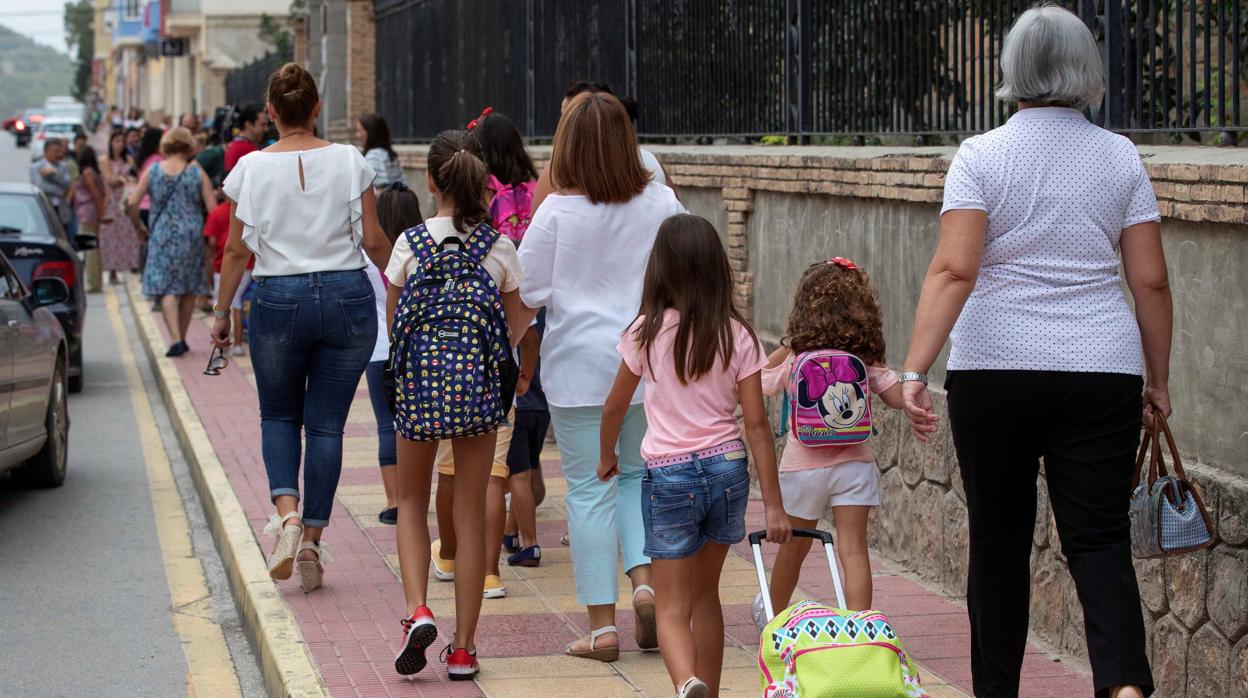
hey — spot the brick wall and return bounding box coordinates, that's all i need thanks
[344,0,375,124]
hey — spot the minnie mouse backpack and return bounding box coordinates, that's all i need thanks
[788,350,874,447]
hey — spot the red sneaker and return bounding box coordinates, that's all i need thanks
[394,606,438,676]
[442,645,479,681]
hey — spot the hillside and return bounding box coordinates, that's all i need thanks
[0,24,75,119]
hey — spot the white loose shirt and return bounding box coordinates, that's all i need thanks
[518,180,686,407]
[941,106,1161,375]
[223,143,376,278]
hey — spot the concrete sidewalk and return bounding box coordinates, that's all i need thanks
[134,283,1093,697]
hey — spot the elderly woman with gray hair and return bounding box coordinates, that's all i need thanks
[901,6,1169,698]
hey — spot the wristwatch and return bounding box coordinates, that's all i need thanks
[900,371,929,385]
[212,308,230,319]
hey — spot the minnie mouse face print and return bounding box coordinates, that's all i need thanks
[789,351,875,448]
[798,359,868,429]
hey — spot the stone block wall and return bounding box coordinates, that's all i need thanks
[391,142,1248,696]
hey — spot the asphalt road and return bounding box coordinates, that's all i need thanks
[0,132,264,696]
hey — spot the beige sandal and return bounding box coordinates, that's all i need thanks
[296,540,330,593]
[264,511,303,581]
[634,585,658,650]
[565,625,619,662]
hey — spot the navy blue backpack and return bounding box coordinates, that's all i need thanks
[389,222,517,442]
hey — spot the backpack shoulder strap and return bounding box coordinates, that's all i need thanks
[403,223,438,266]
[463,222,499,264]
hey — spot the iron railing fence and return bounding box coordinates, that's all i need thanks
[224,51,290,109]
[374,0,1246,143]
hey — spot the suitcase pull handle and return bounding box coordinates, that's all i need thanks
[748,527,833,546]
[749,527,846,621]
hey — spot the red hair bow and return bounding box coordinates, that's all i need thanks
[466,106,493,131]
[827,256,858,270]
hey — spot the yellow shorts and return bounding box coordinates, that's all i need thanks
[435,412,513,479]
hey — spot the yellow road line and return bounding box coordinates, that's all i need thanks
[106,288,243,698]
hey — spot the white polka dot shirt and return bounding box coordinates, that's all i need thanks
[941,106,1160,375]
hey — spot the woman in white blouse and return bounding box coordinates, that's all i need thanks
[212,63,393,593]
[902,8,1168,698]
[517,92,685,661]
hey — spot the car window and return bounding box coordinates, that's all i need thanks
[41,123,81,134]
[0,194,53,238]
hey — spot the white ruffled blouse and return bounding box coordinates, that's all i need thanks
[222,143,376,278]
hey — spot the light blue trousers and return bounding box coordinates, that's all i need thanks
[549,403,650,606]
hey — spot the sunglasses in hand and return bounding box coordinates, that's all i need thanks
[204,346,230,376]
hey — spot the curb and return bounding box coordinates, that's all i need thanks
[124,280,326,698]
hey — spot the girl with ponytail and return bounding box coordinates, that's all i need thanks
[383,129,527,681]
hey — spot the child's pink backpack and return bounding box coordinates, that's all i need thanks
[788,350,874,447]
[487,175,536,243]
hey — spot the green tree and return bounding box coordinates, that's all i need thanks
[64,0,94,102]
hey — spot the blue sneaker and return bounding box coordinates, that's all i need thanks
[502,533,520,554]
[507,545,541,567]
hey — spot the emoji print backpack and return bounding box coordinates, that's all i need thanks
[788,350,874,448]
[390,222,518,442]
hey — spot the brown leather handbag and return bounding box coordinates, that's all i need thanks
[1128,414,1214,559]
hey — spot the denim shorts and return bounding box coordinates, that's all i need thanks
[641,445,751,559]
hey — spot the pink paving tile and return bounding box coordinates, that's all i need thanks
[157,307,1092,697]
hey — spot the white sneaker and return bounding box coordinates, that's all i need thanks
[231,344,245,357]
[752,593,770,636]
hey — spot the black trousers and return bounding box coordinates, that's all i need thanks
[946,370,1153,698]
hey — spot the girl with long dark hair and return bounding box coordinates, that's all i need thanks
[357,113,405,191]
[599,213,789,697]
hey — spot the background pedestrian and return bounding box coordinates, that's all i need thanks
[369,183,423,525]
[128,126,215,357]
[99,131,141,283]
[357,113,405,191]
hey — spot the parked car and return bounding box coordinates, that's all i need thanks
[29,118,86,162]
[0,184,88,392]
[0,248,70,487]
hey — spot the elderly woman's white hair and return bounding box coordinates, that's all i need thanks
[997,4,1105,109]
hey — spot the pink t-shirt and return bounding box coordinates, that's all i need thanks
[762,352,899,471]
[618,310,767,461]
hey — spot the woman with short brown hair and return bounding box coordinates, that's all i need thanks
[516,91,686,661]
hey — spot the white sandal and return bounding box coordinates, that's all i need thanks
[263,511,303,581]
[296,540,332,593]
[634,584,658,650]
[676,676,709,698]
[565,625,619,662]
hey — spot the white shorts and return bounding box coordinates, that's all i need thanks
[212,269,252,310]
[778,460,880,520]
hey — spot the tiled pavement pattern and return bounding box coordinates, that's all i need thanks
[162,309,1093,697]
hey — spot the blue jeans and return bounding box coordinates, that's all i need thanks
[249,270,376,527]
[641,446,751,559]
[549,404,649,605]
[365,360,398,467]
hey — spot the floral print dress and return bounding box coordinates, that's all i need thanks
[98,159,141,272]
[141,162,209,297]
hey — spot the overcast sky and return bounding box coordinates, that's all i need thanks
[0,1,74,54]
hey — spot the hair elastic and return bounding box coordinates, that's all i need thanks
[827,256,859,270]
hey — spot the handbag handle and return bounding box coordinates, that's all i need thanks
[1132,412,1186,489]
